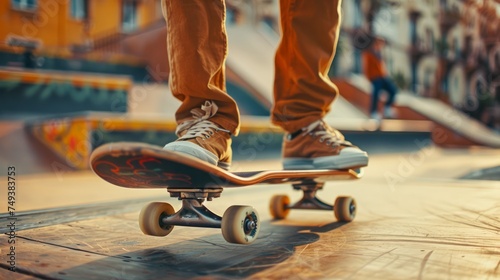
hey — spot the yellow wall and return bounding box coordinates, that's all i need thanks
[137,0,159,28]
[0,0,160,49]
[0,0,68,47]
[89,0,122,37]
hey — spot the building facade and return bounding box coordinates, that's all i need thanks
[0,0,161,51]
[339,0,499,129]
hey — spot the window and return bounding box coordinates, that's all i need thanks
[122,1,138,32]
[70,0,88,20]
[11,0,37,10]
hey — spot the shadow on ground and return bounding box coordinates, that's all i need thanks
[50,221,347,279]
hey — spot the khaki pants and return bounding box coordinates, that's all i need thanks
[163,0,341,135]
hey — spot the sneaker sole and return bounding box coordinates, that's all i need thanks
[313,153,368,169]
[284,149,369,170]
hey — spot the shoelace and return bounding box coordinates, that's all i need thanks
[302,120,350,147]
[176,101,230,140]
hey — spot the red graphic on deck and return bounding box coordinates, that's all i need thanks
[93,155,192,188]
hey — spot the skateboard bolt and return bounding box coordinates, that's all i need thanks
[350,203,356,214]
[245,220,256,231]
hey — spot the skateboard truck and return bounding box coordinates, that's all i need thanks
[162,198,222,228]
[139,187,260,245]
[288,182,333,211]
[270,180,357,222]
[161,188,223,228]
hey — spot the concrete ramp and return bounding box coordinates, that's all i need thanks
[226,24,367,120]
[0,121,74,175]
[340,75,500,148]
[397,92,500,147]
[226,24,276,105]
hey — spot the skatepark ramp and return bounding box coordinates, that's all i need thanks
[336,75,500,148]
[0,121,71,175]
[226,24,367,120]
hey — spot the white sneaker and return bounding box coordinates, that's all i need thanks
[383,107,396,119]
[370,112,381,120]
[163,101,232,170]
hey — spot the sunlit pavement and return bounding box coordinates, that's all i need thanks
[0,148,499,279]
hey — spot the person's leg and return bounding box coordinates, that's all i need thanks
[383,77,398,107]
[370,78,383,117]
[275,0,368,170]
[162,0,236,169]
[163,0,240,135]
[382,77,397,118]
[272,0,342,132]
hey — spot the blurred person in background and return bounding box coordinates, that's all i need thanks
[362,37,398,120]
[161,0,368,171]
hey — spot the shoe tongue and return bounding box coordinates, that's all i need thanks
[311,121,329,133]
[190,101,218,120]
[317,121,327,131]
[201,101,218,117]
[312,121,345,141]
[177,101,219,136]
[190,108,207,119]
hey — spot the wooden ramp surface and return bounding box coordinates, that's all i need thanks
[0,150,499,279]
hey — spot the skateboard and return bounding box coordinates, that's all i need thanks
[90,142,363,245]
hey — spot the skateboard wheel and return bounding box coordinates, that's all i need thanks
[269,195,290,220]
[334,196,356,222]
[139,202,175,236]
[221,206,260,245]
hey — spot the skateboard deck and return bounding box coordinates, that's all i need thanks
[90,142,362,190]
[90,142,363,245]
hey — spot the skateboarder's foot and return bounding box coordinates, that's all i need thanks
[163,101,232,170]
[282,120,368,170]
[383,106,397,119]
[370,111,381,121]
